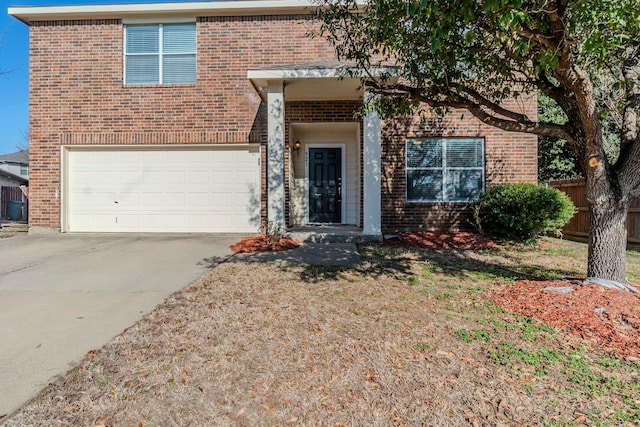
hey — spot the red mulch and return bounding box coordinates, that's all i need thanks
[487,280,640,358]
[382,231,498,250]
[230,234,301,253]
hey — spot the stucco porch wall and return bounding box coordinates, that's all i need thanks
[283,101,362,228]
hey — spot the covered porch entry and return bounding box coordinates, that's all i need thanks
[248,62,382,238]
[288,123,357,227]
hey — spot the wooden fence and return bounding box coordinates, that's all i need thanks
[550,178,640,244]
[1,186,28,221]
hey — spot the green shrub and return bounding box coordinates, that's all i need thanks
[473,183,576,240]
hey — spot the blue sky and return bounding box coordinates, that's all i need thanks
[0,0,184,155]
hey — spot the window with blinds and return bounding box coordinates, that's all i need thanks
[406,137,484,202]
[124,23,196,85]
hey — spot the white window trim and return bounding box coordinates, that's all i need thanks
[406,137,485,203]
[123,22,196,85]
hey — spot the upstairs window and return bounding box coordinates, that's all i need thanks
[406,137,484,202]
[124,23,196,84]
[20,165,28,176]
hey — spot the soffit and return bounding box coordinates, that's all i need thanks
[8,0,327,24]
[248,61,397,102]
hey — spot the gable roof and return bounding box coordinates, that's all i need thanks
[0,149,29,165]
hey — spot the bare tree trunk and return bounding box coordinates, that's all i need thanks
[587,198,629,283]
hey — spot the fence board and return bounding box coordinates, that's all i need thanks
[1,186,28,221]
[550,179,640,244]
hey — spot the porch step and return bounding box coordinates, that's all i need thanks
[287,226,382,244]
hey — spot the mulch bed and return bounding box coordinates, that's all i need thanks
[382,231,498,250]
[230,234,301,253]
[487,280,640,359]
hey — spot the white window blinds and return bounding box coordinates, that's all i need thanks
[406,138,484,202]
[124,23,196,85]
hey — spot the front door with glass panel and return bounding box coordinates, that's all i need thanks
[309,147,342,223]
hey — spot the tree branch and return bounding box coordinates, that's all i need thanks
[458,86,533,123]
[617,135,640,197]
[513,26,557,50]
[366,80,575,142]
[621,46,640,151]
[545,0,567,43]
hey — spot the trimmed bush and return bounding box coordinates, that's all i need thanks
[473,183,576,240]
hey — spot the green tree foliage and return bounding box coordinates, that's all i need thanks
[538,79,622,183]
[315,0,640,282]
[538,92,581,182]
[474,183,576,241]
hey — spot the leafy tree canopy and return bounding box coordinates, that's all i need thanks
[316,0,639,158]
[316,0,640,282]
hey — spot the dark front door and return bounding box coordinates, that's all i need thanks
[309,147,342,223]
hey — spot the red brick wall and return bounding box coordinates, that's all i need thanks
[381,101,538,231]
[29,15,336,228]
[29,13,537,231]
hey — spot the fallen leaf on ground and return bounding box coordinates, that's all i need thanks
[382,231,497,250]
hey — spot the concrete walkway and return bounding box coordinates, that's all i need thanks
[0,233,237,418]
[232,242,361,266]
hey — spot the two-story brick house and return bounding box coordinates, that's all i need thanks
[9,1,537,236]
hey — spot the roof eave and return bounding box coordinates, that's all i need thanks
[247,63,398,102]
[0,169,28,184]
[8,0,367,24]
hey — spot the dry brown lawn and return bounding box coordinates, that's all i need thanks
[2,237,640,426]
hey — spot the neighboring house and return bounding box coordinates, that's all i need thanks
[0,149,29,181]
[0,168,27,188]
[9,1,537,235]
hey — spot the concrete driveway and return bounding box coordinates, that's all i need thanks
[0,233,238,418]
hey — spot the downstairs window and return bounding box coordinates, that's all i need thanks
[406,137,484,202]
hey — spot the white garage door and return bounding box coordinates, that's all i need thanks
[66,147,261,233]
